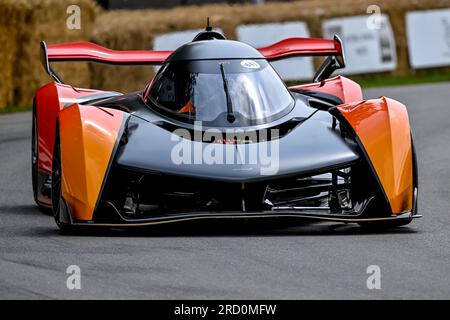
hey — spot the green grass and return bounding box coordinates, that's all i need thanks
[355,72,450,88]
[285,70,450,89]
[1,71,450,114]
[0,105,32,114]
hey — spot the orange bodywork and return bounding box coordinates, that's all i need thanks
[59,104,125,221]
[35,82,119,173]
[337,97,413,214]
[289,76,363,104]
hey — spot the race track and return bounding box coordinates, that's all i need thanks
[1,82,449,299]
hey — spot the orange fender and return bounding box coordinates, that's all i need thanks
[289,76,363,104]
[336,97,413,214]
[59,104,126,221]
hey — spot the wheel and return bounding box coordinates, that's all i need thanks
[31,108,38,200]
[51,127,73,231]
[31,105,52,214]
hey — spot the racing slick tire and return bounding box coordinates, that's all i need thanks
[51,124,74,232]
[31,104,52,214]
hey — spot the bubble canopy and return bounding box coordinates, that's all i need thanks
[166,39,265,62]
[147,58,295,126]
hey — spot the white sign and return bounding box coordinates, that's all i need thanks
[236,22,314,81]
[323,15,397,75]
[406,9,450,69]
[153,28,224,50]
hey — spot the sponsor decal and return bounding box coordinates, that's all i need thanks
[240,60,260,69]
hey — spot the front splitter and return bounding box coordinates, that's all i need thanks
[73,210,421,227]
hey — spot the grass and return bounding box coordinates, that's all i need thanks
[286,70,450,88]
[355,71,450,88]
[0,105,32,114]
[1,71,450,114]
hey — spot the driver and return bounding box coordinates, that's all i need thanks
[177,74,226,122]
[178,100,195,114]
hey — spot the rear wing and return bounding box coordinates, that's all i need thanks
[259,35,346,82]
[258,36,344,60]
[40,35,345,83]
[40,41,172,83]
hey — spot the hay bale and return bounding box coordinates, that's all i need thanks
[2,0,448,108]
[90,0,450,93]
[0,0,28,108]
[13,0,99,106]
[90,1,329,92]
[386,0,450,76]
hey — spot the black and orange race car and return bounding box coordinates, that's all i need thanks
[32,28,420,231]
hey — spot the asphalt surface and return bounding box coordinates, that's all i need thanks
[1,82,449,299]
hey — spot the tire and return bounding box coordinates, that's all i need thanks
[31,106,52,214]
[51,126,73,232]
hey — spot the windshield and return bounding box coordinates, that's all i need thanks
[147,59,294,126]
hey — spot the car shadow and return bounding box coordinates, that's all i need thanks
[0,204,46,215]
[36,217,420,238]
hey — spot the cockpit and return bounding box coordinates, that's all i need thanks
[146,57,295,126]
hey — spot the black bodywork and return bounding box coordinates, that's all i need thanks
[78,88,408,226]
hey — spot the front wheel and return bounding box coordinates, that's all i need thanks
[32,106,52,214]
[51,127,73,231]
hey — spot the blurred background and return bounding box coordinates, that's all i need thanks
[0,0,449,111]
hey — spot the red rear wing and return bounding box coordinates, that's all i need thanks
[258,37,343,61]
[40,36,344,83]
[44,41,172,64]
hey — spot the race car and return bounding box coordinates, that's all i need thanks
[32,27,420,230]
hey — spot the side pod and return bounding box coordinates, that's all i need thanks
[59,104,126,221]
[289,76,363,104]
[333,97,414,214]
